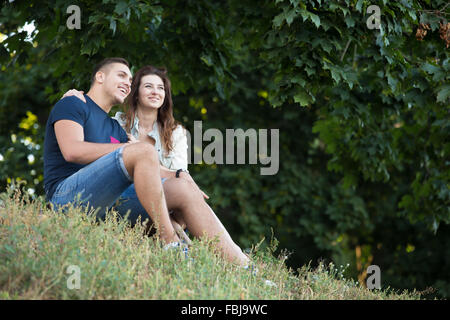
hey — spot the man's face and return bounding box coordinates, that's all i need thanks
[100,63,132,105]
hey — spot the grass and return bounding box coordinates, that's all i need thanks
[0,188,422,300]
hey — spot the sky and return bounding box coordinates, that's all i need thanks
[0,20,36,44]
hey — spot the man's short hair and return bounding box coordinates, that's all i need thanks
[91,57,130,85]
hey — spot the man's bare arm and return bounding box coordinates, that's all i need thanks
[54,120,126,164]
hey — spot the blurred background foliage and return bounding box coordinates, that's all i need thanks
[0,0,449,298]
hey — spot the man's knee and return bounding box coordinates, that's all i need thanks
[123,142,159,165]
[122,143,159,177]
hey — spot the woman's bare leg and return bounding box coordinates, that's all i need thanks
[162,177,249,266]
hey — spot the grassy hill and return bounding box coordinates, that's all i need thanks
[0,189,422,300]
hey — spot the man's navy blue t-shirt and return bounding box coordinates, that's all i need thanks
[44,95,128,200]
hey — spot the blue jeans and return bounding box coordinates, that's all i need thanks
[50,146,166,225]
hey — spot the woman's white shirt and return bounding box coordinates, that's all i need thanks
[112,112,188,171]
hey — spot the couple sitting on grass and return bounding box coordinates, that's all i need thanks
[43,57,250,267]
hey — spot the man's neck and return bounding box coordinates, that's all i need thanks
[86,88,113,113]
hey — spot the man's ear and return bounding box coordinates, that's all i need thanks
[95,70,105,84]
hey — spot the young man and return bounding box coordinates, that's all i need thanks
[44,58,249,265]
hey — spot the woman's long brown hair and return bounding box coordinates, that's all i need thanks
[123,66,179,155]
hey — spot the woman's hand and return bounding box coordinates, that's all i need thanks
[200,189,209,199]
[180,171,209,200]
[61,89,86,103]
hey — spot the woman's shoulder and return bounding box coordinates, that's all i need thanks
[112,111,127,125]
[172,123,187,137]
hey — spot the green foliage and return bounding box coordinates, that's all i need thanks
[0,0,449,298]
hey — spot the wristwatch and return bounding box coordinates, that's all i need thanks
[175,169,184,178]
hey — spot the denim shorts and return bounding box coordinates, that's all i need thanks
[50,146,166,225]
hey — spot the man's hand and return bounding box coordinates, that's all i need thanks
[127,134,139,144]
[62,89,86,103]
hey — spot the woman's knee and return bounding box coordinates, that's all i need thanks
[175,178,199,198]
[165,178,191,198]
[164,178,201,209]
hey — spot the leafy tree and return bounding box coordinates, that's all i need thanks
[1,0,448,298]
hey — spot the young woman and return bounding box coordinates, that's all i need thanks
[112,65,193,241]
[62,66,250,266]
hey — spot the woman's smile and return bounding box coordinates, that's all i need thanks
[139,74,166,109]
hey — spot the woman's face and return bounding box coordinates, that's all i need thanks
[137,74,165,110]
